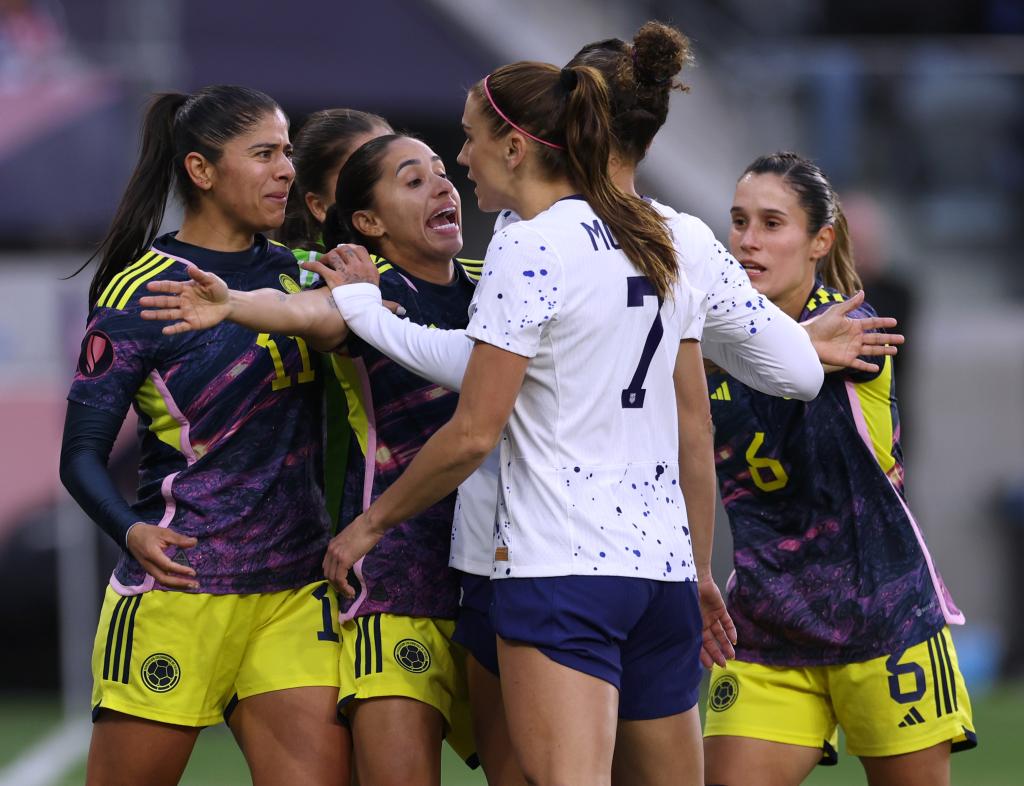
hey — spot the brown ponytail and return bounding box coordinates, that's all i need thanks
[471,62,678,299]
[742,151,862,295]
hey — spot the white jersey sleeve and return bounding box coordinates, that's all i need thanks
[651,200,823,400]
[331,283,471,392]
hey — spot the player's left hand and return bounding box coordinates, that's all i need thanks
[302,244,380,289]
[697,575,737,669]
[801,290,905,374]
[323,513,383,598]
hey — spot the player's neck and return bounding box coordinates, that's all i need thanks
[609,158,638,198]
[177,209,256,253]
[513,178,577,220]
[382,244,455,285]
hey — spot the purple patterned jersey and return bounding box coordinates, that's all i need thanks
[708,282,962,665]
[335,257,479,621]
[67,234,329,595]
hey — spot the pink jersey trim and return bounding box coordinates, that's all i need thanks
[845,381,964,625]
[109,472,179,596]
[339,359,377,622]
[148,369,197,465]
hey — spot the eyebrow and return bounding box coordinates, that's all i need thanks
[247,142,288,152]
[396,155,442,175]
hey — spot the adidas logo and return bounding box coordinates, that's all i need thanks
[710,381,731,401]
[898,707,926,727]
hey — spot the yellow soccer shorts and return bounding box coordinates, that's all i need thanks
[704,626,976,761]
[91,581,341,727]
[339,613,477,767]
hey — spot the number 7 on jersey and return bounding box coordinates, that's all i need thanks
[622,276,664,409]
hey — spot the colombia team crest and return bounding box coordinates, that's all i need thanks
[394,639,431,673]
[77,330,114,378]
[141,653,181,693]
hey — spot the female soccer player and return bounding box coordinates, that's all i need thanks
[321,60,732,786]
[59,86,348,786]
[142,133,479,786]
[702,152,975,786]
[317,22,900,784]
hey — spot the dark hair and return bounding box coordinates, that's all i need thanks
[743,152,861,294]
[277,108,392,249]
[566,21,692,164]
[471,62,678,299]
[79,85,282,308]
[322,134,408,253]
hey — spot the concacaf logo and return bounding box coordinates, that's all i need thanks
[279,273,301,294]
[141,653,181,693]
[394,639,431,674]
[708,673,739,712]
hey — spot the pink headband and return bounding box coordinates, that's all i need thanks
[482,74,566,151]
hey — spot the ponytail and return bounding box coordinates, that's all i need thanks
[742,151,861,295]
[82,93,186,308]
[562,66,677,299]
[473,62,678,299]
[819,206,861,294]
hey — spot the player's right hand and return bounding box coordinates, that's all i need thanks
[126,523,199,590]
[140,265,232,334]
[302,244,381,289]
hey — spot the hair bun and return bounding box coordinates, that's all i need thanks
[631,21,690,89]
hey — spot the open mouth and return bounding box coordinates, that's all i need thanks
[426,207,459,235]
[740,261,766,275]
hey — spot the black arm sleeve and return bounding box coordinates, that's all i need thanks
[58,400,139,548]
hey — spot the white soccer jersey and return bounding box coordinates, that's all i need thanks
[466,197,703,581]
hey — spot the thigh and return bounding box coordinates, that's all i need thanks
[830,627,976,760]
[349,696,444,786]
[703,660,838,784]
[91,586,244,728]
[86,710,199,786]
[467,652,527,786]
[860,741,951,786]
[618,580,702,721]
[230,686,350,786]
[704,736,822,786]
[612,706,702,786]
[498,638,618,786]
[235,581,342,701]
[339,613,472,783]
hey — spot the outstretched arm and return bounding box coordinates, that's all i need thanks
[800,290,904,374]
[141,265,348,351]
[302,246,472,391]
[322,341,527,596]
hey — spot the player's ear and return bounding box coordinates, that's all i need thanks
[811,224,834,262]
[184,152,214,193]
[306,191,329,224]
[505,132,527,172]
[352,209,385,239]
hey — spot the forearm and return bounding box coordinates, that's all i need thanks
[59,400,139,548]
[228,288,348,349]
[365,416,494,534]
[703,313,823,401]
[679,408,717,579]
[334,283,471,391]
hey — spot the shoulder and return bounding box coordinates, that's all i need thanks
[805,284,877,320]
[94,248,190,312]
[456,257,484,282]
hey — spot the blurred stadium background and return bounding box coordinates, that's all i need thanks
[0,0,1020,783]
